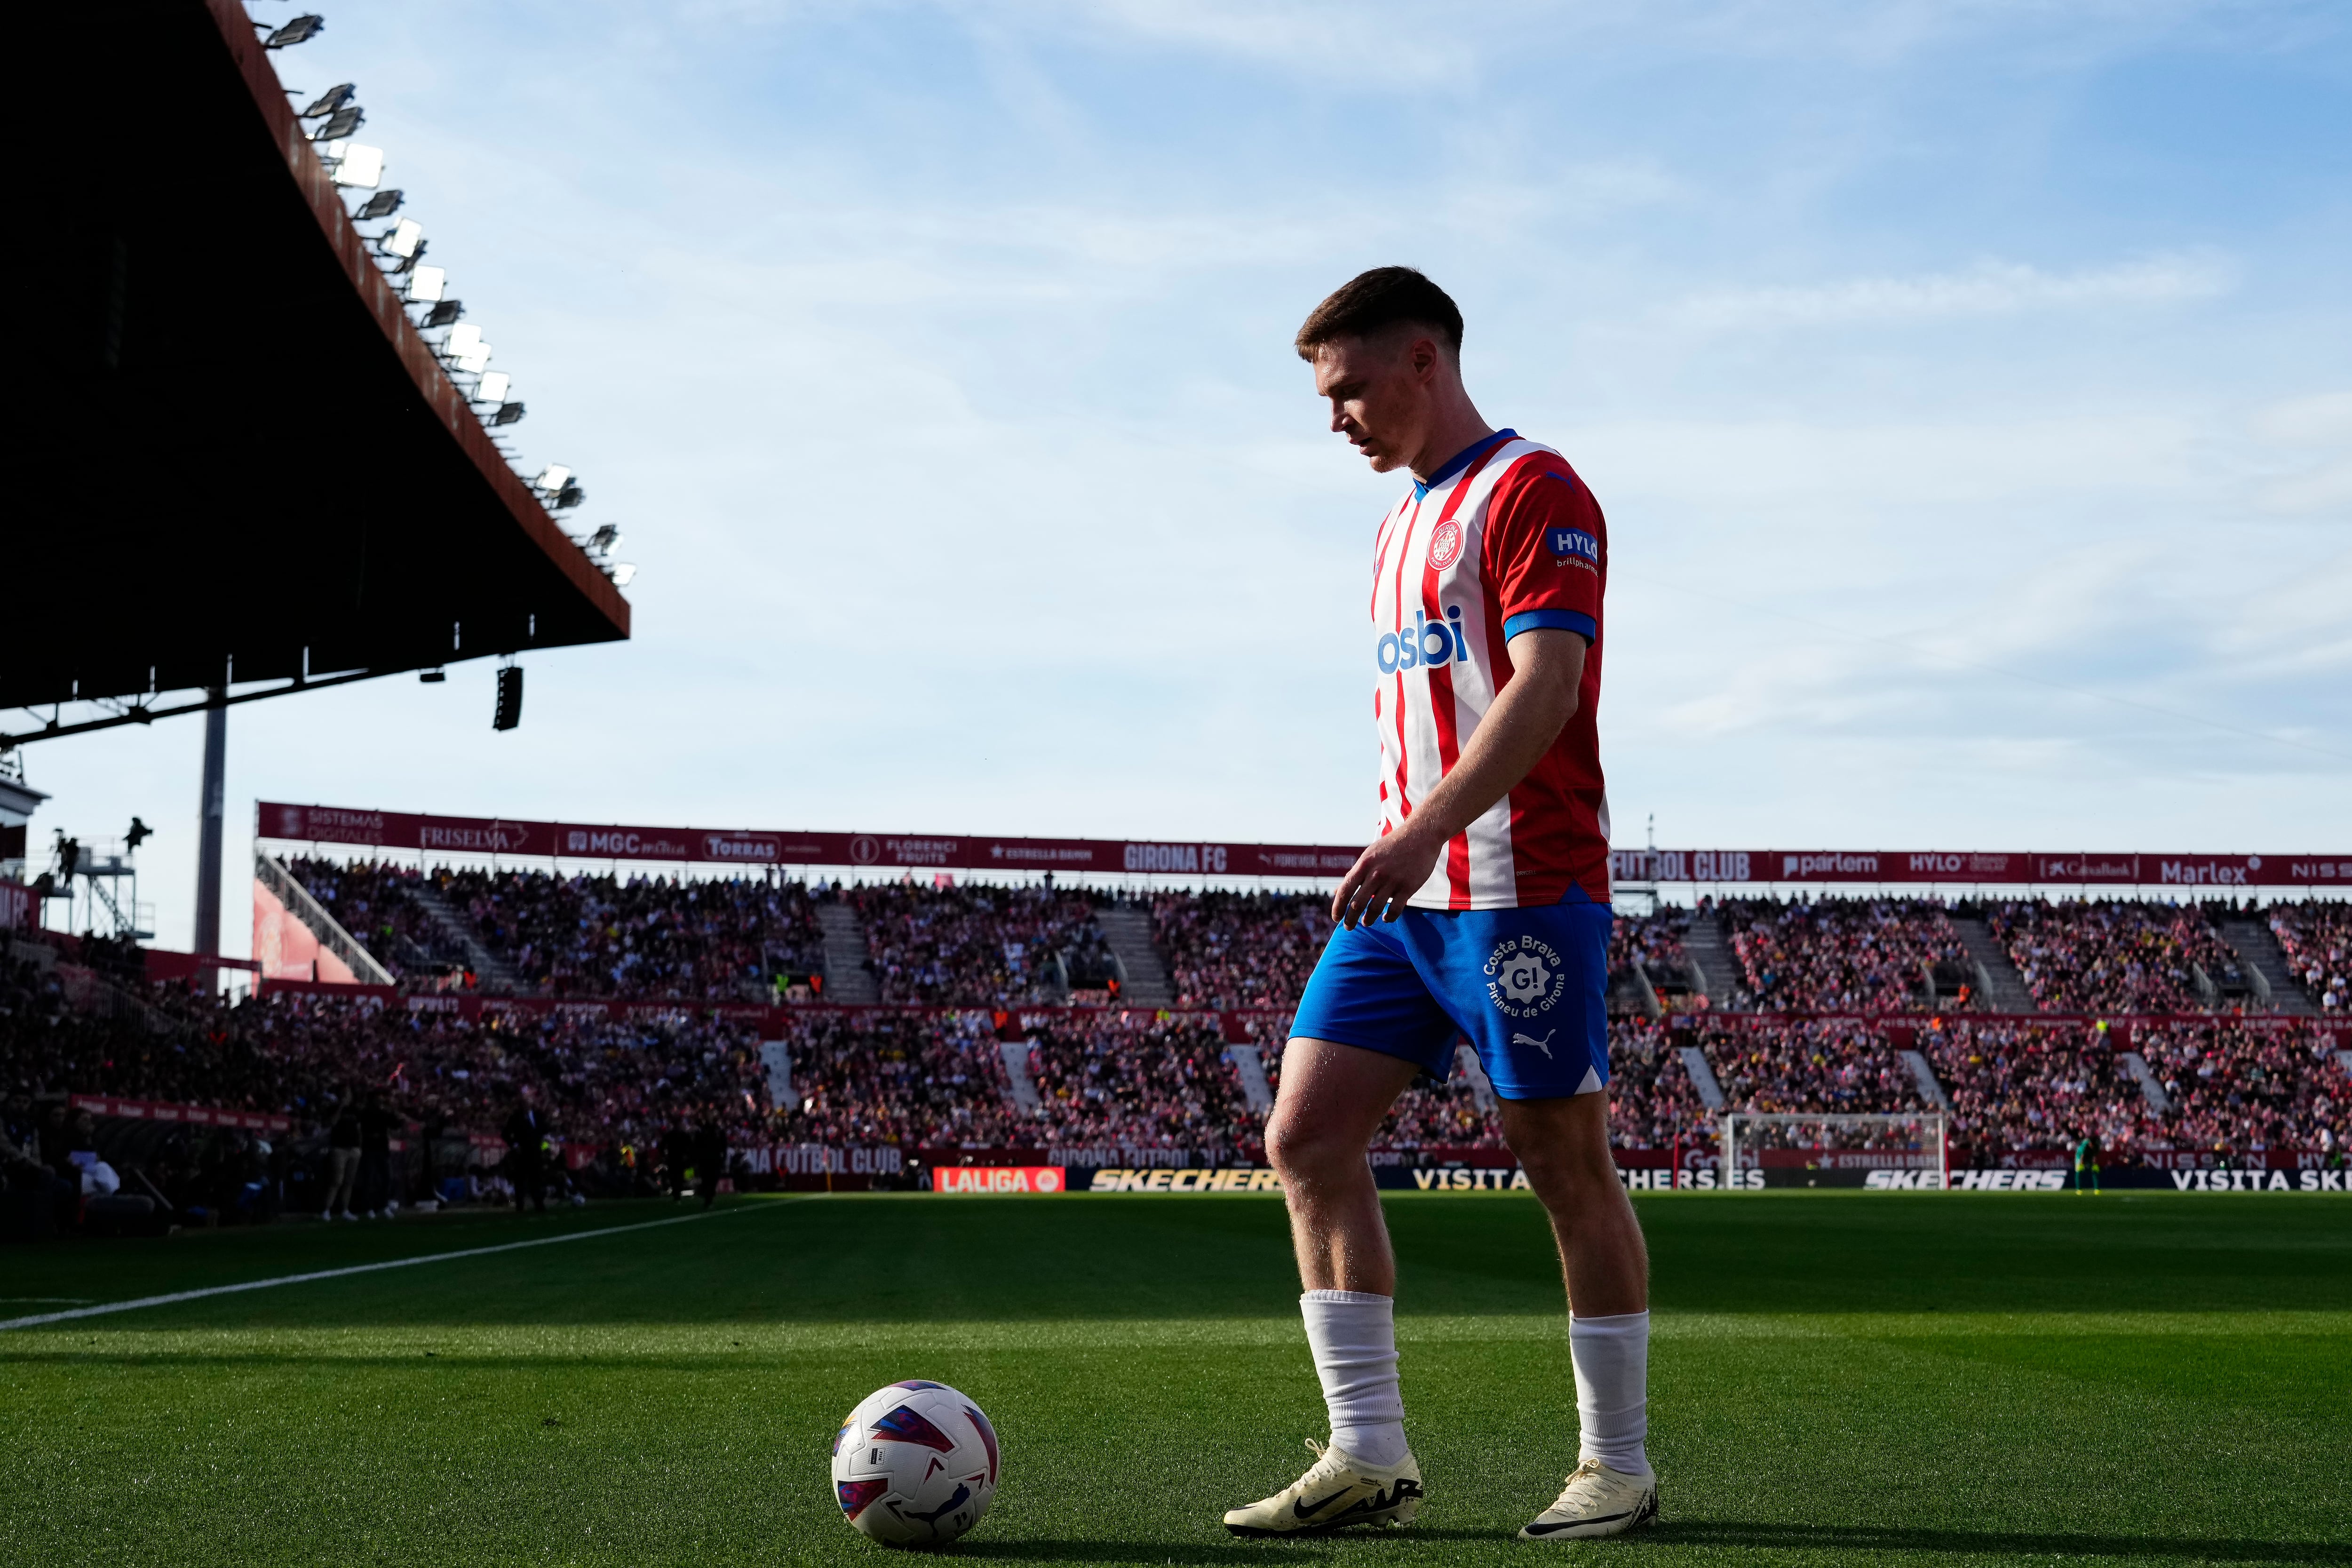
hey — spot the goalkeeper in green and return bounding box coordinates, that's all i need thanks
[2073,1134,2100,1195]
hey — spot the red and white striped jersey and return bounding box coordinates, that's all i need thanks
[1368,429,1611,909]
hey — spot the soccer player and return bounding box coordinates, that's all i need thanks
[1222,269,1655,1543]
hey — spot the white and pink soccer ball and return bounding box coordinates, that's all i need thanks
[832,1380,1000,1546]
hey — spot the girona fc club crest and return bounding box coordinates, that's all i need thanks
[1427,519,1463,570]
[1484,935,1567,1019]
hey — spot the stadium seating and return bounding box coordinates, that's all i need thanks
[769,1009,1013,1148]
[1025,1013,1256,1158]
[1988,899,2248,1015]
[1718,898,1970,1013]
[2269,903,2351,1013]
[291,859,826,1000]
[288,858,472,981]
[2131,1019,2350,1154]
[1153,890,1331,1011]
[440,866,824,1000]
[851,883,1109,1006]
[1920,1019,2156,1156]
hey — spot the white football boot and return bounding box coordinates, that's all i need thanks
[1519,1457,1659,1540]
[1223,1439,1422,1536]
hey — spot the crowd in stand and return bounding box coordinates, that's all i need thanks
[13,866,2352,1219]
[290,859,827,1001]
[1609,909,1692,991]
[439,867,824,1000]
[2133,1019,2348,1154]
[852,883,1107,1006]
[1989,899,2244,1015]
[1921,1019,2155,1157]
[1155,891,1331,1011]
[767,1008,1013,1148]
[2270,904,2351,1013]
[1025,1014,1255,1158]
[1719,898,1971,1013]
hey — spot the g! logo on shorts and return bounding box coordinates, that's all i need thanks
[1484,935,1567,1019]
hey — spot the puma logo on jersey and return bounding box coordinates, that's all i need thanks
[1376,607,1470,675]
[1511,1029,1557,1058]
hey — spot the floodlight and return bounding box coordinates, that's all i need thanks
[588,524,623,554]
[611,563,638,587]
[445,323,492,372]
[553,483,585,509]
[406,265,445,302]
[356,188,403,221]
[264,15,325,48]
[422,299,463,328]
[475,371,510,404]
[312,106,364,141]
[331,143,383,188]
[387,241,425,273]
[381,217,423,258]
[456,343,492,373]
[491,401,526,426]
[537,465,571,493]
[302,84,356,118]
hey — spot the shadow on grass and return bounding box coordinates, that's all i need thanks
[946,1529,1493,1562]
[1650,1520,2352,1561]
[931,1521,2352,1563]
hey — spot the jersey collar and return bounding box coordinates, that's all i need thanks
[1413,429,1516,500]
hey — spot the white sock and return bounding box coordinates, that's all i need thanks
[1569,1311,1652,1478]
[1300,1289,1408,1467]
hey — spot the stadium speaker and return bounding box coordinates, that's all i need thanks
[493,666,524,732]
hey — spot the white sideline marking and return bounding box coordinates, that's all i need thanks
[0,1207,755,1332]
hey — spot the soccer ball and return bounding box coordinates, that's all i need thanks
[832,1380,1000,1546]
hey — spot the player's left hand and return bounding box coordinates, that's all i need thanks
[1332,825,1445,928]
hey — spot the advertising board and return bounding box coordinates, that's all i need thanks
[934,1165,1065,1194]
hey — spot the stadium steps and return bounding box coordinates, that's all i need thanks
[1227,1044,1275,1114]
[2119,1051,2172,1113]
[814,902,880,1003]
[1950,915,2036,1011]
[1677,1045,1726,1110]
[2217,916,2317,1016]
[1899,1049,1954,1113]
[1681,911,1740,1006]
[1453,1043,1500,1114]
[1092,903,1174,1007]
[405,880,528,994]
[256,851,397,986]
[998,1039,1042,1110]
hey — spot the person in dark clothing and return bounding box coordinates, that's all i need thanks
[695,1119,726,1209]
[358,1093,396,1218]
[502,1094,549,1215]
[661,1123,691,1202]
[322,1101,363,1220]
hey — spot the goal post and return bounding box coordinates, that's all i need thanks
[1718,1111,1949,1191]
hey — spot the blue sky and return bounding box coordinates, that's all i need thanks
[24,0,2352,951]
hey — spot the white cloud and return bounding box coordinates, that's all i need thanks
[1670,254,2235,332]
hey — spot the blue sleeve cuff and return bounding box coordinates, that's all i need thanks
[1502,609,1596,643]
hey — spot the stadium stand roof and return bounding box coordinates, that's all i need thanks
[3,0,629,737]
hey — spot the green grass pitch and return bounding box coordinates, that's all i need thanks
[2,1191,2348,1566]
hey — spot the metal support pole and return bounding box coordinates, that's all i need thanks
[193,691,226,957]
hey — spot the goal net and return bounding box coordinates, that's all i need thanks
[1718,1112,1949,1191]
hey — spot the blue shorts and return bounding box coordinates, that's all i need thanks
[1289,895,1612,1100]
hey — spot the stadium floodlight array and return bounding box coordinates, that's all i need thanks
[274,19,628,589]
[1717,1111,1950,1192]
[259,13,325,49]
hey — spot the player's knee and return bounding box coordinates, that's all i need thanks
[1264,1111,1352,1182]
